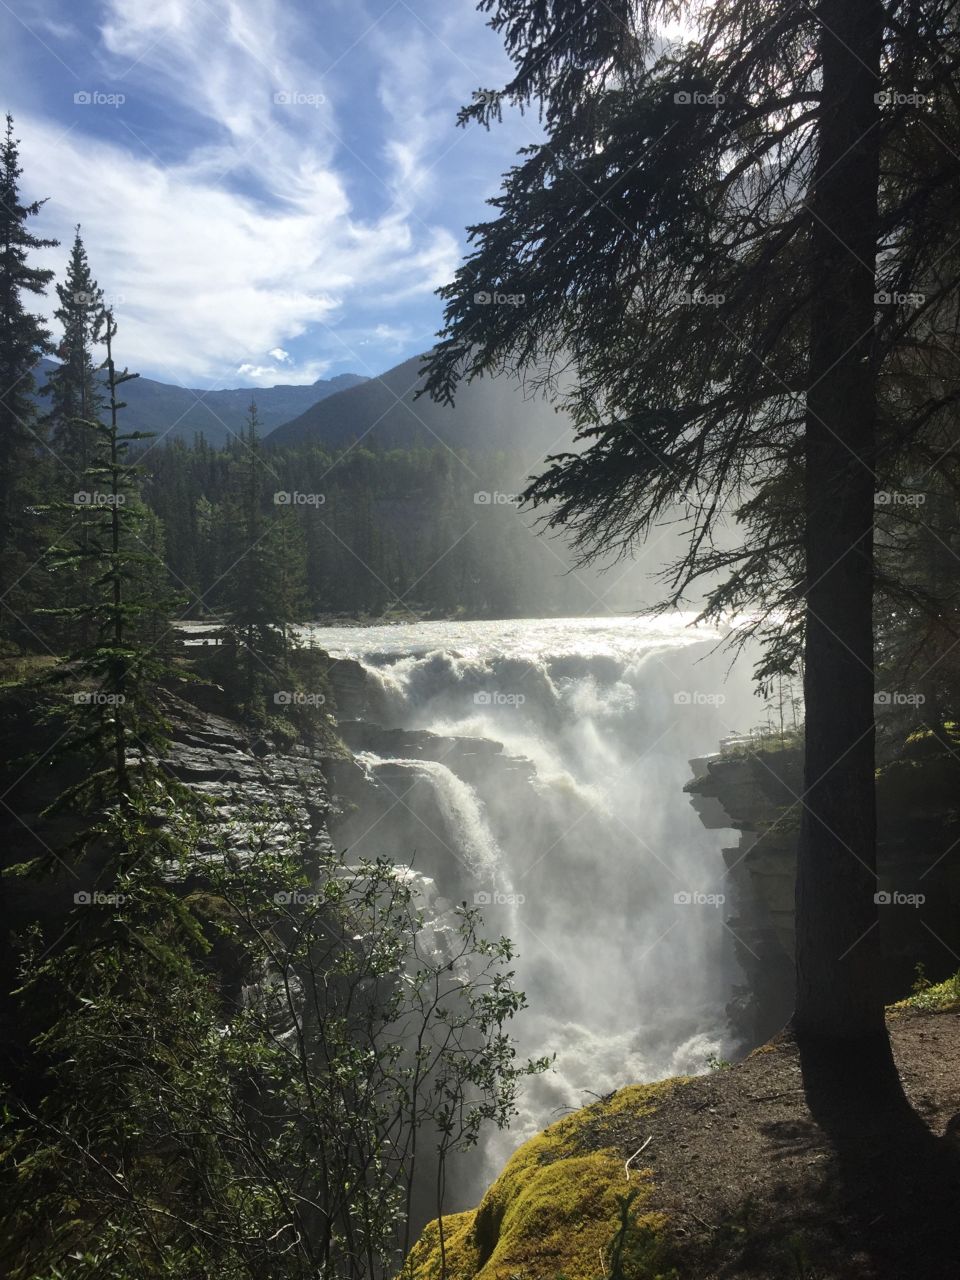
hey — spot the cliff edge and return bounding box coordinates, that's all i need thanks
[403,977,960,1280]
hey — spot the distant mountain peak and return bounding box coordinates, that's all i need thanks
[32,359,368,447]
[266,354,573,463]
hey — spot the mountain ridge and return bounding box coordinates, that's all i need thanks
[264,353,575,462]
[33,358,368,448]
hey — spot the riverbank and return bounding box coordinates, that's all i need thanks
[404,978,960,1280]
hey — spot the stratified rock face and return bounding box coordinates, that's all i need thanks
[687,750,800,951]
[160,693,334,865]
[0,682,340,1098]
[337,721,534,791]
[686,750,800,1045]
[324,656,376,722]
[0,686,336,947]
[324,721,537,895]
[685,743,960,1044]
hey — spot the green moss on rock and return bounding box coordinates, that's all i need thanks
[402,1081,683,1280]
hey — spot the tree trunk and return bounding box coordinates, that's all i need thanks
[794,0,885,1040]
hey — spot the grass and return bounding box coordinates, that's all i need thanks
[895,965,960,1013]
[0,654,61,688]
[719,727,804,759]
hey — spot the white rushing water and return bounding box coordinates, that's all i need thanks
[304,614,761,1189]
[353,752,505,881]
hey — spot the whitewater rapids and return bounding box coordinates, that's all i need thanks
[304,614,761,1191]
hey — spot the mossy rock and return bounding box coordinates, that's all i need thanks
[402,1081,682,1280]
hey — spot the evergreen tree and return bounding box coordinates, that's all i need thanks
[218,402,304,717]
[44,307,180,817]
[40,230,107,648]
[43,227,103,475]
[0,113,58,646]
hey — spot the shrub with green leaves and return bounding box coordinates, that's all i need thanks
[2,803,546,1280]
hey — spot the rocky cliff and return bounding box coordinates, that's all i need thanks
[685,737,960,1044]
[0,679,337,1093]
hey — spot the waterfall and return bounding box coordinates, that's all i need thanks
[312,616,760,1193]
[355,752,504,882]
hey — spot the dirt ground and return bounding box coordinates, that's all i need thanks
[597,1007,960,1279]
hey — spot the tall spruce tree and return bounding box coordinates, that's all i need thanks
[45,307,179,817]
[43,227,103,475]
[423,0,960,1043]
[41,230,106,648]
[0,114,58,646]
[218,402,305,718]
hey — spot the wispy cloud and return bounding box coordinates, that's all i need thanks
[23,115,458,384]
[4,0,525,385]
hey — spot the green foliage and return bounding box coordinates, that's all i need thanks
[142,437,629,623]
[0,113,58,649]
[213,402,307,719]
[43,227,104,473]
[900,964,960,1012]
[783,1232,813,1280]
[38,308,182,822]
[705,1053,732,1072]
[2,809,545,1279]
[606,1188,679,1280]
[423,0,960,697]
[0,132,544,1278]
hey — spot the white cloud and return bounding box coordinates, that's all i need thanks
[38,17,80,41]
[20,109,458,385]
[236,358,329,384]
[6,0,516,385]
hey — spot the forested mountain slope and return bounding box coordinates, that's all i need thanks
[266,354,574,461]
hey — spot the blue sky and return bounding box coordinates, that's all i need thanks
[2,0,535,388]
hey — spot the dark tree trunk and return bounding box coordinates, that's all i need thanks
[794,0,885,1040]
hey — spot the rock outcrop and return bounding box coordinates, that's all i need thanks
[404,987,960,1280]
[160,691,334,865]
[685,739,960,1044]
